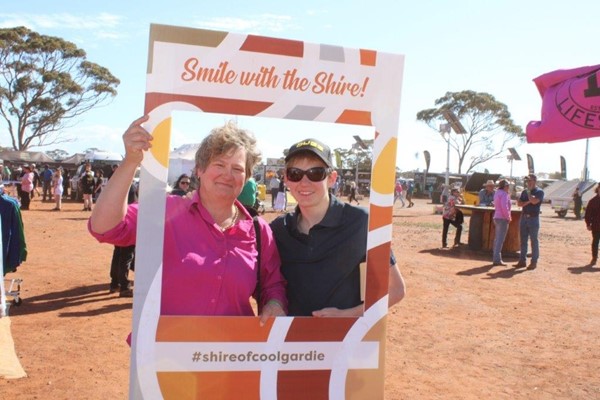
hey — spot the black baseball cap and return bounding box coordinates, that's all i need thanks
[285,138,333,168]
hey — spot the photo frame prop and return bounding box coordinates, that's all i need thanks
[131,23,404,399]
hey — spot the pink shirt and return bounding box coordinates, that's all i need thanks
[88,191,287,316]
[21,172,34,192]
[493,189,511,221]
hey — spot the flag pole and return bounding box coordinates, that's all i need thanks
[582,138,590,182]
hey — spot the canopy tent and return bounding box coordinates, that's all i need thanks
[168,143,199,184]
[0,150,55,165]
[60,153,86,166]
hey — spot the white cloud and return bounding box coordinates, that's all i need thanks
[0,12,125,41]
[194,14,296,34]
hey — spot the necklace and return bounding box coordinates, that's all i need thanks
[219,206,239,232]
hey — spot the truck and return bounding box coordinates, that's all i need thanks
[70,150,123,201]
[546,179,596,217]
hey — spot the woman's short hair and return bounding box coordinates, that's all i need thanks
[195,120,261,179]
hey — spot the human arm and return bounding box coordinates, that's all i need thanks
[313,262,405,317]
[90,115,151,234]
[257,220,288,326]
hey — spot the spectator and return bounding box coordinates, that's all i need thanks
[20,165,34,210]
[80,163,95,211]
[237,176,258,216]
[442,187,463,248]
[406,180,415,208]
[394,180,405,207]
[52,168,64,211]
[62,169,70,199]
[572,187,583,220]
[514,174,544,270]
[170,174,192,197]
[492,179,511,266]
[478,180,496,206]
[41,164,54,202]
[348,180,359,205]
[584,184,600,266]
[269,174,280,209]
[109,181,138,297]
[94,170,105,201]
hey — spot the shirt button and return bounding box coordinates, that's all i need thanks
[217,275,222,280]
[211,299,216,303]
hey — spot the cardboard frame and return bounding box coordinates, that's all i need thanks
[131,23,404,399]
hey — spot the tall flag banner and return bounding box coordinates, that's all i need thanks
[423,150,431,172]
[527,64,600,143]
[527,154,535,174]
[131,24,405,399]
[560,156,567,179]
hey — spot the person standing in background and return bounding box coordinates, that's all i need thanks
[584,184,600,266]
[80,163,95,211]
[406,180,415,208]
[515,174,544,270]
[269,174,280,209]
[20,165,34,210]
[394,180,405,207]
[442,187,463,248]
[572,187,583,220]
[492,179,511,266]
[478,180,496,206]
[52,168,64,211]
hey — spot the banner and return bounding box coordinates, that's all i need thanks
[527,153,535,174]
[560,156,567,179]
[527,64,600,143]
[423,150,431,172]
[132,24,405,399]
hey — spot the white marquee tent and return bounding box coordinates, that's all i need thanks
[168,143,199,185]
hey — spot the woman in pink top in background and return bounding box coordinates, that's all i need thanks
[492,179,512,266]
[88,115,287,324]
[20,165,34,210]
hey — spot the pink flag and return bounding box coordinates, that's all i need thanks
[526,64,600,143]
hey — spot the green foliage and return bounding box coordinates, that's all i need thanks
[416,90,524,174]
[334,138,373,170]
[0,26,120,150]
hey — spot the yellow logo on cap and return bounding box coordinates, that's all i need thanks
[295,140,324,152]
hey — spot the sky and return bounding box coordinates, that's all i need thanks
[1,0,599,180]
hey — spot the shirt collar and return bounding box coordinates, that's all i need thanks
[290,195,345,231]
[188,190,253,233]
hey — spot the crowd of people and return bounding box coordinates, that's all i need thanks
[436,174,600,270]
[7,119,597,330]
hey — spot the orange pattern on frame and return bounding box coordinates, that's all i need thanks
[359,49,377,66]
[336,110,373,126]
[277,370,331,400]
[365,242,392,308]
[144,93,273,116]
[156,316,273,342]
[241,35,304,57]
[158,371,260,400]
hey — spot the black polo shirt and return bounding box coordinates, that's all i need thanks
[270,196,367,316]
[520,186,544,216]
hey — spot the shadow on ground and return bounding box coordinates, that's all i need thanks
[9,283,132,317]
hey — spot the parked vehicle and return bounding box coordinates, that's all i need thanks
[546,179,596,218]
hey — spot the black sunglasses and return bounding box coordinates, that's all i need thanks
[180,181,190,185]
[286,167,330,182]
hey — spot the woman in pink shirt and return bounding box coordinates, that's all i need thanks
[20,165,34,210]
[89,116,287,324]
[492,179,512,266]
